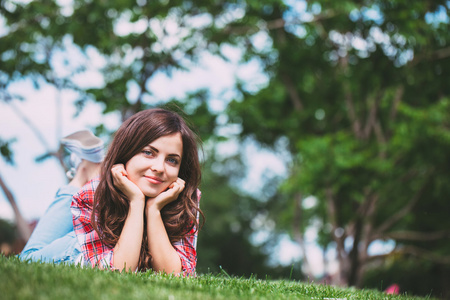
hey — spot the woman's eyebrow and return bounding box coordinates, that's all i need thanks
[148,145,159,153]
[148,145,181,158]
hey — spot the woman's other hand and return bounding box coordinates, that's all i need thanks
[146,177,185,212]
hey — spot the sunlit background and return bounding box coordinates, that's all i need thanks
[1,0,450,298]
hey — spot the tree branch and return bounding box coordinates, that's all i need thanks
[400,245,450,265]
[389,85,404,124]
[376,230,450,242]
[281,73,303,111]
[363,90,383,139]
[364,245,450,266]
[7,100,66,169]
[374,121,387,159]
[223,11,337,35]
[7,101,51,150]
[374,174,430,235]
[356,189,378,219]
[0,171,31,242]
[345,91,362,138]
[410,46,450,66]
[386,85,404,142]
[340,57,363,139]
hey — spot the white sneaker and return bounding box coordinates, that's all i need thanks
[61,130,104,163]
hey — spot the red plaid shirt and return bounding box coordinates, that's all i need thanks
[71,178,199,275]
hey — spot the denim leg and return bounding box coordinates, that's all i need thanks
[20,231,82,264]
[20,185,80,260]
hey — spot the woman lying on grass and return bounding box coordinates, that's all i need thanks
[20,108,203,275]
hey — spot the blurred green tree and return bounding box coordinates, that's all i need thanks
[224,0,450,289]
[2,1,450,293]
[197,153,304,279]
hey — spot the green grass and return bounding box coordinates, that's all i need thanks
[1,255,434,300]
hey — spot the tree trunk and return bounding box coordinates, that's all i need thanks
[292,192,315,279]
[0,171,31,243]
[347,217,362,286]
[326,187,348,285]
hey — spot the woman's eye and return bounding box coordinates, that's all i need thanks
[167,157,179,165]
[142,150,153,156]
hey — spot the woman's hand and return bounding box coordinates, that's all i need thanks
[111,164,145,203]
[146,177,185,212]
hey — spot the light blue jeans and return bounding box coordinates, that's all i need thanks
[20,185,82,264]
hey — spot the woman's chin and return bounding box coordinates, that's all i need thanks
[140,183,171,198]
[143,191,161,198]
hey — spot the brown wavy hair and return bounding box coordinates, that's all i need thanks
[92,108,203,271]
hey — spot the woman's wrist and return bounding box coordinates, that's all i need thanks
[145,201,161,216]
[129,198,146,210]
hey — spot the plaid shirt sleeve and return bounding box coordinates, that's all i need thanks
[173,189,201,276]
[173,226,198,276]
[71,178,115,269]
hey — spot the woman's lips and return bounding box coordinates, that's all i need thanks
[145,175,163,184]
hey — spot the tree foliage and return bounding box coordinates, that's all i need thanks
[224,0,450,291]
[1,0,450,296]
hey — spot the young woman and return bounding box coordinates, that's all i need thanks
[20,108,203,275]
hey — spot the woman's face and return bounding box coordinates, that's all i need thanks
[125,132,183,198]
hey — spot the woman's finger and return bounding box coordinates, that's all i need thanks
[177,178,185,190]
[169,179,184,193]
[176,178,185,187]
[111,164,127,177]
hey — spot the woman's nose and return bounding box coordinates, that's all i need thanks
[151,157,164,172]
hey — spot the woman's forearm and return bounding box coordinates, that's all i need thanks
[146,207,182,274]
[112,200,145,272]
